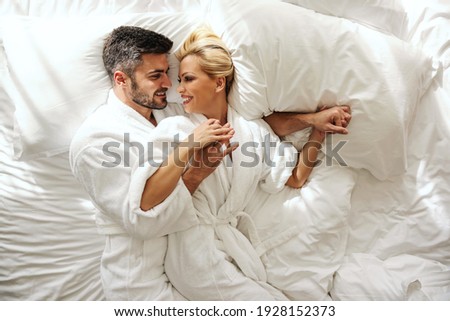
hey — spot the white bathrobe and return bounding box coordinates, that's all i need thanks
[69,90,199,300]
[155,108,299,300]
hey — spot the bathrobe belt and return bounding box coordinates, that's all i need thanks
[213,211,267,282]
[212,210,302,283]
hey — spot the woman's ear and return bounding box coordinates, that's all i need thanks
[215,76,226,93]
[114,71,128,86]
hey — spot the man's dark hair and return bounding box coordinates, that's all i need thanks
[102,26,173,82]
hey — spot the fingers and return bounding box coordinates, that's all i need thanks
[344,105,351,115]
[338,111,351,129]
[320,106,352,131]
[205,119,232,128]
[343,112,352,127]
[327,124,348,135]
[205,141,239,161]
[205,118,221,125]
[195,120,236,148]
[195,143,227,166]
[221,142,239,156]
[333,114,343,127]
[203,119,234,136]
[211,126,234,136]
[319,104,351,116]
[208,125,235,143]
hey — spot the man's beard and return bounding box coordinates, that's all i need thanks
[130,78,168,110]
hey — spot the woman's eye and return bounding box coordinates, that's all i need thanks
[178,76,194,83]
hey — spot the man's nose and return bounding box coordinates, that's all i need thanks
[162,73,172,88]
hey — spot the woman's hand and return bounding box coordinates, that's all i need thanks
[191,119,235,149]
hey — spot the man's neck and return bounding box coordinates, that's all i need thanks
[149,112,157,126]
[113,86,154,123]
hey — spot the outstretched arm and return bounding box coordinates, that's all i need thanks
[286,127,325,188]
[264,105,351,137]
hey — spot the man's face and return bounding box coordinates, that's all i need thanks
[127,53,172,110]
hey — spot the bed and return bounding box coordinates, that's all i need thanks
[0,0,449,301]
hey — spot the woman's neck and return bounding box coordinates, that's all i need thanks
[204,95,228,125]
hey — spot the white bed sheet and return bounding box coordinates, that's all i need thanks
[0,68,104,299]
[329,0,450,300]
[0,133,104,299]
[331,81,450,300]
[0,0,449,300]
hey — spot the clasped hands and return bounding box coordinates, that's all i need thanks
[189,119,238,173]
[312,105,352,134]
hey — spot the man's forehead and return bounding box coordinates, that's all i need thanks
[139,53,169,71]
[134,54,169,74]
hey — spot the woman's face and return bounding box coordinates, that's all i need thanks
[177,55,218,115]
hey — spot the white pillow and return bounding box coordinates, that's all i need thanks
[0,45,15,155]
[207,0,437,180]
[280,0,408,39]
[0,0,149,16]
[1,13,202,160]
[147,0,205,13]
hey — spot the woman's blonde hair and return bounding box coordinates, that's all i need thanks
[176,26,234,95]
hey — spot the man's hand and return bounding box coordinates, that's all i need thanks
[182,142,239,194]
[263,105,351,137]
[312,105,352,134]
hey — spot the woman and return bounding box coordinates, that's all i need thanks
[148,26,333,300]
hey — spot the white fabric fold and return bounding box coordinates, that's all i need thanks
[214,211,267,282]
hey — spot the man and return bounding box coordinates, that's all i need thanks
[70,26,203,300]
[70,25,351,301]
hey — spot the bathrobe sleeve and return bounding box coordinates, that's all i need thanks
[70,137,199,240]
[255,120,298,193]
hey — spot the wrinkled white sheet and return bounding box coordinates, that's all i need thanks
[249,162,357,300]
[331,81,450,300]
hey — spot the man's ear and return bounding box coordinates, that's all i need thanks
[215,76,226,93]
[114,71,128,86]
